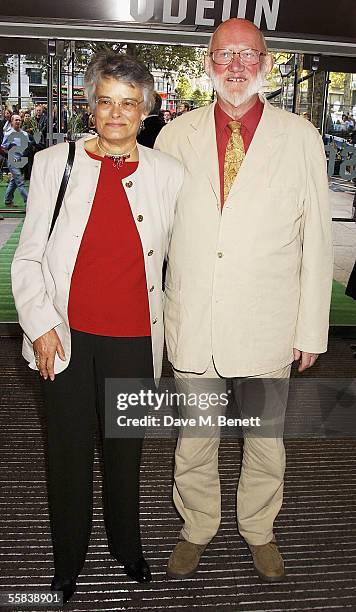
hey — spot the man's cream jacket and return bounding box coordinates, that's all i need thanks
[155,99,333,376]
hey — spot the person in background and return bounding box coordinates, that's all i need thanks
[34,104,47,147]
[163,110,172,123]
[87,113,96,134]
[177,102,190,115]
[137,91,165,148]
[19,108,28,121]
[82,104,91,132]
[155,17,332,583]
[11,51,183,604]
[2,114,30,207]
[22,112,36,180]
[0,108,13,141]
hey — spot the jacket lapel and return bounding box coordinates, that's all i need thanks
[187,102,220,206]
[226,98,287,202]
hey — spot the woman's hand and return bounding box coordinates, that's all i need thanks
[33,329,66,381]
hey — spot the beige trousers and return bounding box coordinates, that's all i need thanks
[173,359,291,546]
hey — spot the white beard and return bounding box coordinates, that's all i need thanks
[210,68,266,108]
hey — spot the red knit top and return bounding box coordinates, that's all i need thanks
[68,150,151,337]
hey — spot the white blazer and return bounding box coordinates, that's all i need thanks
[155,99,333,376]
[11,136,184,380]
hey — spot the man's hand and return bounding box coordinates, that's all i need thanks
[33,329,66,381]
[293,348,319,373]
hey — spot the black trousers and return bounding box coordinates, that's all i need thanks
[41,330,153,579]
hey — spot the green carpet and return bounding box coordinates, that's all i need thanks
[0,181,28,208]
[0,222,355,324]
[0,181,28,218]
[0,223,23,321]
[330,279,356,325]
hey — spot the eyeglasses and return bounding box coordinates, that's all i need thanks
[209,48,266,66]
[95,97,144,113]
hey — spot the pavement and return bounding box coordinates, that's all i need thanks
[329,176,356,285]
[0,218,22,249]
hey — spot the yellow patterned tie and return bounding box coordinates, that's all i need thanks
[223,121,245,202]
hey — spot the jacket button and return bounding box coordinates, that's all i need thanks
[152,317,157,324]
[137,214,143,222]
[149,285,154,292]
[125,180,133,188]
[217,252,223,258]
[148,250,154,256]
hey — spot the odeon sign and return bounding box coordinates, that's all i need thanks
[0,0,355,42]
[128,0,280,29]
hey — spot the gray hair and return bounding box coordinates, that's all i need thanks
[84,51,155,114]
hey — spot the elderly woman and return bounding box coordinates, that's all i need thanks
[11,52,183,603]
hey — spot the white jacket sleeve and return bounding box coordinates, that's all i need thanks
[11,153,64,342]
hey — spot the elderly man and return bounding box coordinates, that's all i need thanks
[155,18,332,582]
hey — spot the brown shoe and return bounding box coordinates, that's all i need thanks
[248,538,285,582]
[167,539,207,578]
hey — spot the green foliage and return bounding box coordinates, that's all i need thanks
[175,75,193,101]
[191,88,211,107]
[265,52,293,91]
[22,116,38,133]
[66,112,85,138]
[76,42,204,78]
[329,72,346,90]
[138,45,204,77]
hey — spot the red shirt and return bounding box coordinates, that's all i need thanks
[68,151,151,337]
[215,98,264,207]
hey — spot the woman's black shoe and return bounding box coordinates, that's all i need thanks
[123,557,152,583]
[51,575,77,604]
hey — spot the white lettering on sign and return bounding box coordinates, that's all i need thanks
[237,0,248,17]
[128,0,281,30]
[195,0,215,26]
[221,0,232,21]
[163,0,188,23]
[130,0,155,22]
[221,0,249,21]
[254,0,280,29]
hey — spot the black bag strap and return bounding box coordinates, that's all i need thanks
[48,140,75,239]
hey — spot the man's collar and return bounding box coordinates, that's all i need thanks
[215,97,264,134]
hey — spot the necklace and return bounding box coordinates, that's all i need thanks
[96,136,137,168]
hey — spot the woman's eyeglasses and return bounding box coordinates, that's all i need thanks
[95,98,144,113]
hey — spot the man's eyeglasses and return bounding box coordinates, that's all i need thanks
[95,97,144,113]
[209,48,266,66]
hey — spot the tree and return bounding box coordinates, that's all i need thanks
[191,88,211,107]
[265,52,293,91]
[175,76,193,101]
[329,72,346,90]
[75,42,204,78]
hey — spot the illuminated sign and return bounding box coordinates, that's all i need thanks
[0,0,355,41]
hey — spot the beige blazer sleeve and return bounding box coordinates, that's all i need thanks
[293,129,333,354]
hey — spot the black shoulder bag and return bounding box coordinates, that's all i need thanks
[48,140,76,239]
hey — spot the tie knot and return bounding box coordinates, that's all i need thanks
[228,121,241,134]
